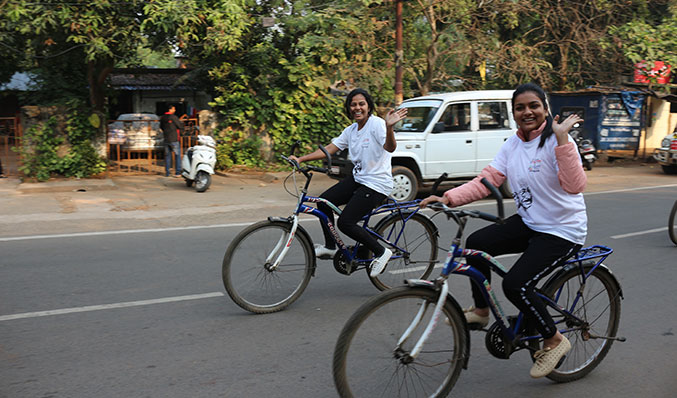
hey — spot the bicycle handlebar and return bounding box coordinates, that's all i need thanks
[427,177,504,224]
[431,173,448,196]
[280,144,332,178]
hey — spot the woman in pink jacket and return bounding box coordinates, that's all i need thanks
[420,82,586,379]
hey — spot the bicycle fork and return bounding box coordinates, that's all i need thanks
[265,216,299,271]
[395,280,449,361]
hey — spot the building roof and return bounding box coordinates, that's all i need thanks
[550,85,677,103]
[108,68,198,91]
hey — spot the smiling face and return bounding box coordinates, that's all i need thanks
[513,91,547,134]
[349,94,370,126]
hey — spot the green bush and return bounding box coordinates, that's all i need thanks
[17,104,106,181]
[214,130,265,170]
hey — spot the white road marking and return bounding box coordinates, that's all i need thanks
[584,184,677,196]
[0,219,318,242]
[611,227,668,239]
[0,292,225,322]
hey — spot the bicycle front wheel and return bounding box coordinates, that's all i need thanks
[333,286,467,398]
[222,220,313,314]
[532,264,622,382]
[370,213,438,291]
[669,200,677,245]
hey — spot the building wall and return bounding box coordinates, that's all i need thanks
[644,97,677,153]
[132,90,211,117]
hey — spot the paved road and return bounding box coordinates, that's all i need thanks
[0,160,675,238]
[1,162,676,397]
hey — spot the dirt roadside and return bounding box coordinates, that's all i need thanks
[0,160,675,238]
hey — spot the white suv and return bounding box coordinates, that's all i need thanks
[330,90,516,201]
[653,127,677,175]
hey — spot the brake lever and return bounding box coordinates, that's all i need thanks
[280,154,302,172]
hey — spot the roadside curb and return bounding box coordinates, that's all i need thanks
[10,171,286,195]
[215,170,284,183]
[16,178,117,194]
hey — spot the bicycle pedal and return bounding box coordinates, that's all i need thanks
[467,322,487,331]
[555,355,567,369]
[317,254,333,260]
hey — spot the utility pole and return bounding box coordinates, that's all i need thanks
[394,0,403,105]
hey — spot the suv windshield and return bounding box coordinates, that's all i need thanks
[394,100,442,132]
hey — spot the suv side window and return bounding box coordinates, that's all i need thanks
[440,103,471,132]
[478,101,509,130]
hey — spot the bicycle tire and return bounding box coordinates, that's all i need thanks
[528,264,621,382]
[369,213,438,291]
[333,286,467,398]
[669,200,677,246]
[222,220,313,314]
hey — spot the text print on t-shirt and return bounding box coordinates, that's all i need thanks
[528,158,543,173]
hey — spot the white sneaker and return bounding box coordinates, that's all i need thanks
[369,248,392,277]
[314,244,337,258]
[530,336,571,378]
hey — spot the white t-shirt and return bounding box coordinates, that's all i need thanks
[491,133,587,245]
[332,115,393,196]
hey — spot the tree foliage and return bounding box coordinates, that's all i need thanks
[1,0,151,110]
[3,0,677,175]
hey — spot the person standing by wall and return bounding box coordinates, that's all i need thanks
[160,105,184,177]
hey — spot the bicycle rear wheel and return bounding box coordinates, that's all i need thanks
[669,200,677,245]
[222,220,313,314]
[333,286,467,398]
[531,264,622,382]
[369,213,438,291]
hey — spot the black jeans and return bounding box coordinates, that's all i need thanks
[317,174,387,256]
[466,214,581,339]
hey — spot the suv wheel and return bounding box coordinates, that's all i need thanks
[391,166,418,202]
[662,164,677,175]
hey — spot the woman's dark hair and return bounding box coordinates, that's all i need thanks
[344,88,375,119]
[512,82,553,148]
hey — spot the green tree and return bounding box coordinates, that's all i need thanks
[143,0,349,164]
[1,0,149,110]
[609,1,677,86]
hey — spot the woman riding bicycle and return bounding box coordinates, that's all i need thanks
[420,82,586,378]
[290,88,407,278]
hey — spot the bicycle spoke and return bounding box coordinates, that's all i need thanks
[535,265,621,382]
[333,287,466,397]
[370,214,438,290]
[222,221,313,313]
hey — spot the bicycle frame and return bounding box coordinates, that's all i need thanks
[400,240,614,360]
[269,169,424,271]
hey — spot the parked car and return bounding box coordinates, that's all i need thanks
[653,127,677,174]
[108,113,164,150]
[327,90,516,201]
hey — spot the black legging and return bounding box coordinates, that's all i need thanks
[466,214,581,339]
[317,174,387,256]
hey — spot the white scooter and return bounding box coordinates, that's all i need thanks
[181,135,216,192]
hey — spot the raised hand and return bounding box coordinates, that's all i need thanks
[552,114,584,145]
[385,107,408,129]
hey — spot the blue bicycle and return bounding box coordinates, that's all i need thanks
[333,179,625,397]
[222,146,439,314]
